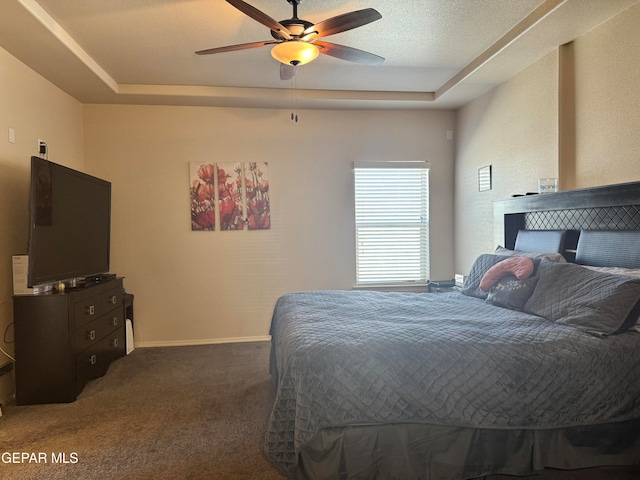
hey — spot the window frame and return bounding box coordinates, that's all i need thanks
[353,161,431,288]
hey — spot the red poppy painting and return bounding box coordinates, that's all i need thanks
[218,162,244,230]
[190,161,270,232]
[190,162,216,231]
[244,162,270,230]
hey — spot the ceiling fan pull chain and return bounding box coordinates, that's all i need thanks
[295,76,299,122]
[291,74,299,123]
[290,76,294,121]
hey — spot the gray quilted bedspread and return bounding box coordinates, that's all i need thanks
[266,290,640,472]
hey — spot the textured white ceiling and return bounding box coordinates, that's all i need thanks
[1,0,638,109]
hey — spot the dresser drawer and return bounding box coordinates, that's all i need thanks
[74,294,102,328]
[101,287,123,312]
[74,286,122,328]
[74,309,124,353]
[75,327,125,385]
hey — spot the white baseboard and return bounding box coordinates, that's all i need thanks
[134,335,271,348]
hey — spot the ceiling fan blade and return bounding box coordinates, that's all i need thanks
[280,63,298,81]
[226,0,291,39]
[195,40,278,55]
[304,8,381,38]
[314,41,384,66]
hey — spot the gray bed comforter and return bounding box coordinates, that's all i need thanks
[266,290,640,474]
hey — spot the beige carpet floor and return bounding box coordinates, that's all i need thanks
[0,342,286,479]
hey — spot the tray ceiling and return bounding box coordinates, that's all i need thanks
[0,0,637,109]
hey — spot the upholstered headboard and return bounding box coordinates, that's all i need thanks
[575,230,640,269]
[514,230,566,254]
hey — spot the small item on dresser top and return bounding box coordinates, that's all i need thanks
[538,178,558,194]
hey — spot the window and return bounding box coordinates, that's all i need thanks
[354,162,430,286]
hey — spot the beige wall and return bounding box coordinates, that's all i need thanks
[454,2,640,275]
[455,51,559,272]
[83,106,455,346]
[0,46,84,402]
[573,2,640,187]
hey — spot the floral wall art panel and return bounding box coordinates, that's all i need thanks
[218,162,244,230]
[190,162,216,231]
[244,162,271,230]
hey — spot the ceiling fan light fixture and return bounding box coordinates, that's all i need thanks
[271,41,319,66]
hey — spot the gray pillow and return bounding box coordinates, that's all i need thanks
[486,276,539,311]
[581,265,640,333]
[523,259,640,336]
[461,254,512,299]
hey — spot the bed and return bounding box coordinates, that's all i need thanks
[266,182,640,479]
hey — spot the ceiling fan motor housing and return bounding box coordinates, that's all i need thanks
[271,19,315,41]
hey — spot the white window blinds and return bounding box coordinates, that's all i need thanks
[354,162,430,285]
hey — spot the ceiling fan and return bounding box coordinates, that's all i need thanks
[195,0,384,80]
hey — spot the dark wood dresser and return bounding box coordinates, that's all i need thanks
[13,278,126,405]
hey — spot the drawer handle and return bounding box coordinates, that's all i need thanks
[86,305,95,316]
[88,330,96,341]
[111,338,119,348]
[109,295,118,305]
[111,317,118,326]
[88,354,97,365]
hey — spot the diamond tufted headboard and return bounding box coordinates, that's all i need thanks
[494,181,640,264]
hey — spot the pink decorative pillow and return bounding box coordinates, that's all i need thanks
[480,257,534,292]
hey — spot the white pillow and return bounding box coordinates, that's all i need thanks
[495,246,566,263]
[581,265,640,277]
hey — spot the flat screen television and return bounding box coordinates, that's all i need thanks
[27,156,111,287]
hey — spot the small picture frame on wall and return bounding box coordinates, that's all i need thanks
[478,165,492,192]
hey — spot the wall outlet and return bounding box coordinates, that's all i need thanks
[38,139,47,156]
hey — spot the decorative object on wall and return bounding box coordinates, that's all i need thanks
[245,162,271,230]
[190,161,271,231]
[190,162,216,231]
[478,165,492,192]
[34,164,53,226]
[218,162,245,230]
